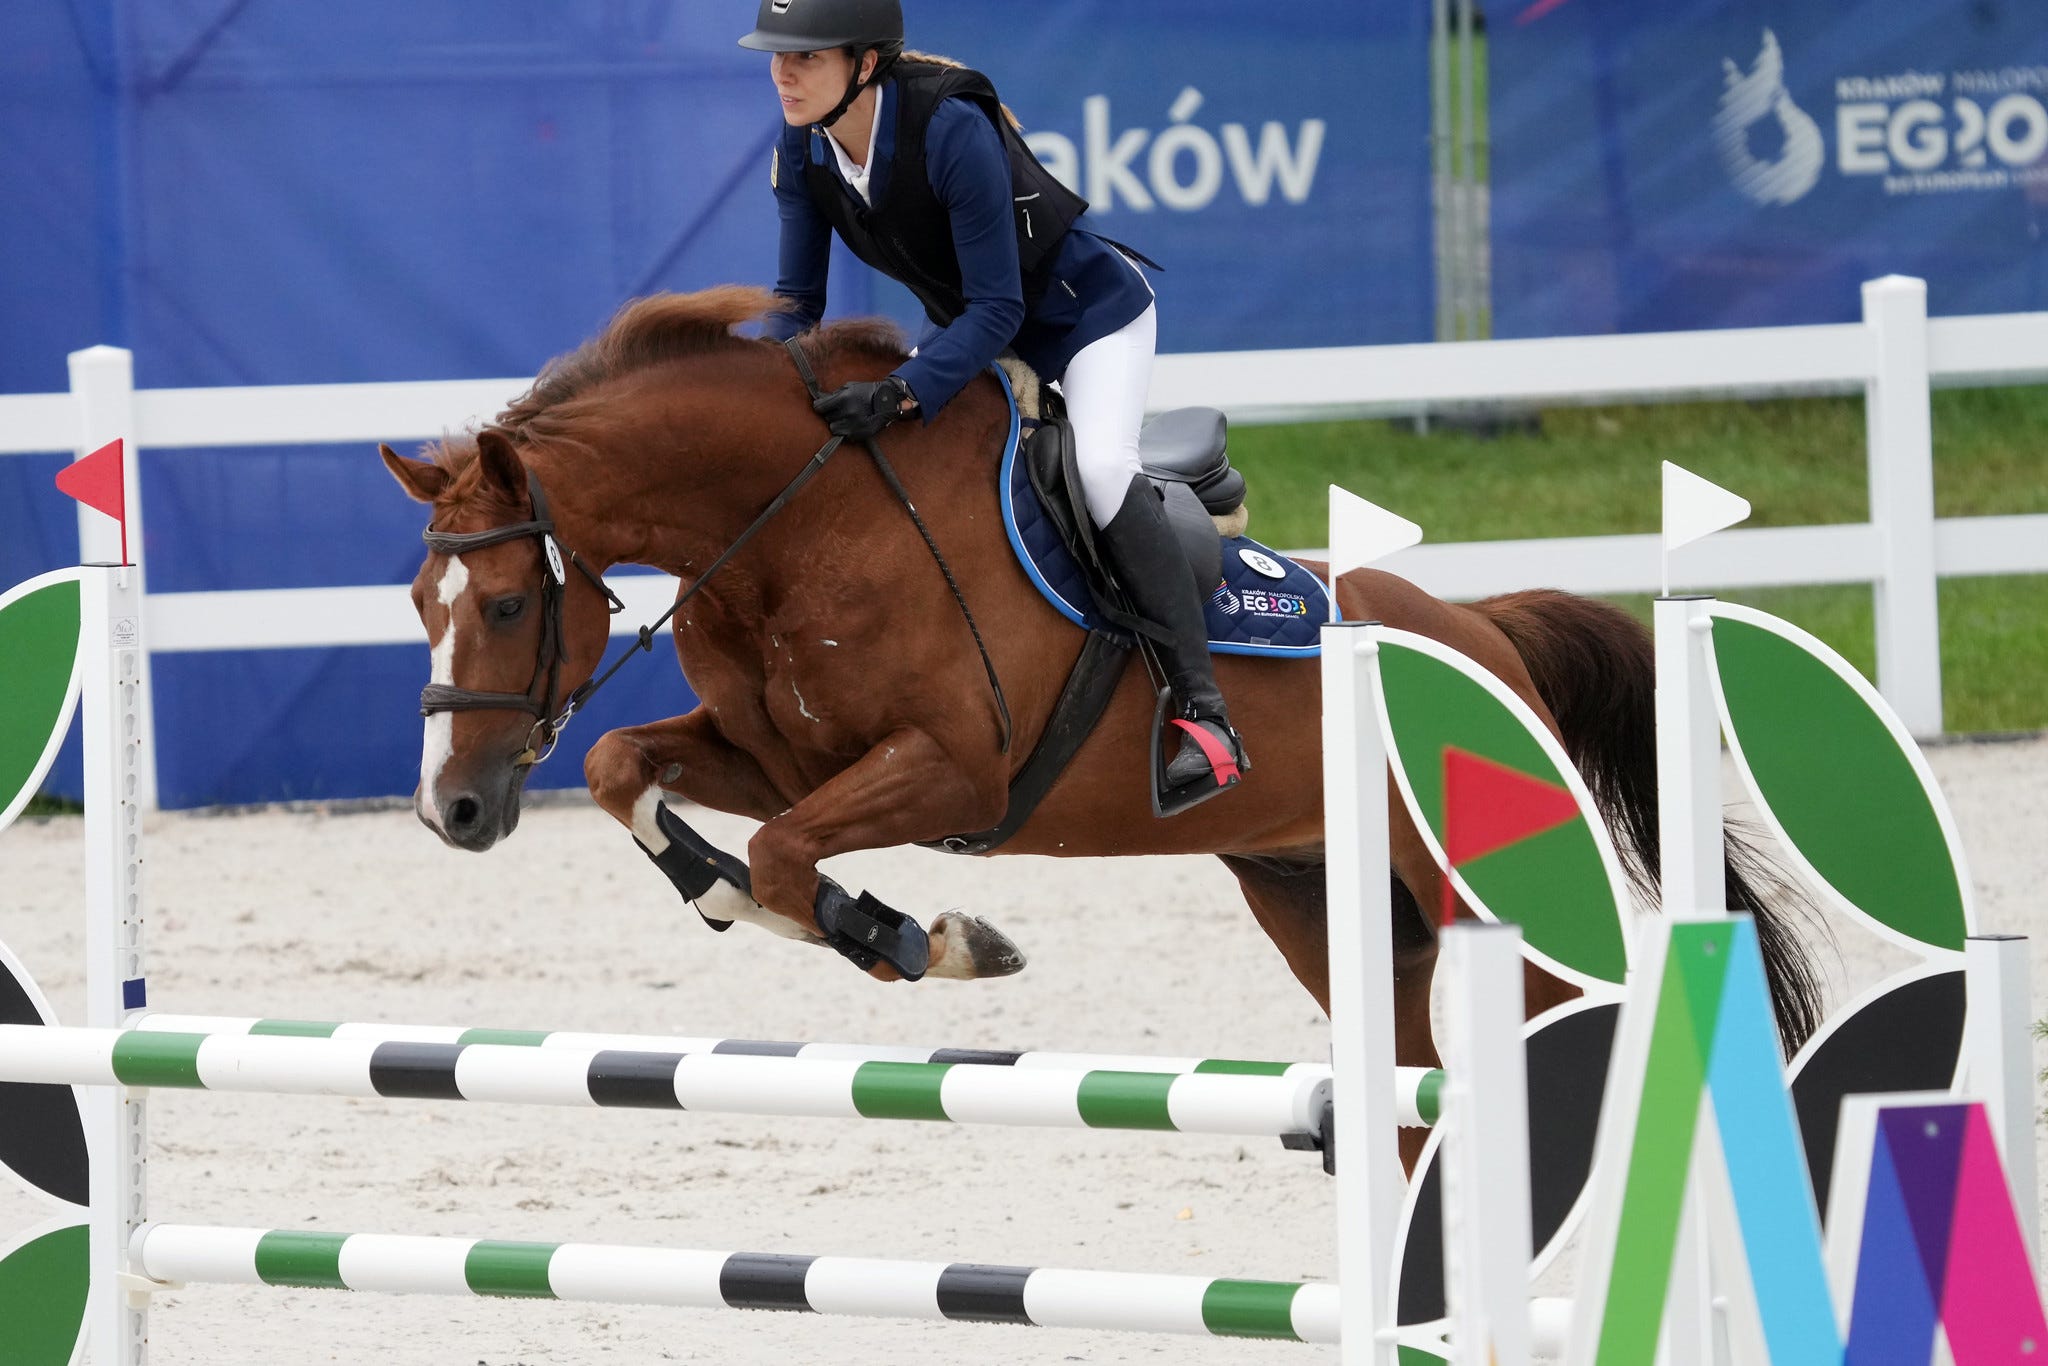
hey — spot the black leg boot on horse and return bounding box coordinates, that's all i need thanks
[1097,474,1250,816]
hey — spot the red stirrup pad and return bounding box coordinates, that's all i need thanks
[1170,718,1241,786]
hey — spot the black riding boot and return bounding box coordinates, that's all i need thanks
[1097,475,1249,802]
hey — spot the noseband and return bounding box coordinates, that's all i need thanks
[419,472,622,767]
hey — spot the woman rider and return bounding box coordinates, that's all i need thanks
[739,0,1250,807]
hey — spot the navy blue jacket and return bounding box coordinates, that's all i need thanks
[764,82,1154,419]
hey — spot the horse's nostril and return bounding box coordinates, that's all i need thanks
[447,795,482,833]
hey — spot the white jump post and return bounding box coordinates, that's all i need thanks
[1436,921,1531,1366]
[77,559,150,1366]
[60,406,153,1365]
[1964,934,2040,1267]
[1651,593,1724,1366]
[68,344,155,814]
[1653,597,1723,922]
[1320,620,1405,1366]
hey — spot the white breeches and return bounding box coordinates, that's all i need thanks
[1060,302,1158,527]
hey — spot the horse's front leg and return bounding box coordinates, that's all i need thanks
[747,725,1027,983]
[584,712,819,942]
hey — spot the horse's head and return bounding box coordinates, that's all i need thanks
[380,429,614,851]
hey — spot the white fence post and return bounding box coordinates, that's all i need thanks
[67,345,158,812]
[1860,276,1943,738]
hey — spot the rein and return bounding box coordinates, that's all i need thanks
[417,337,1013,764]
[779,337,1013,755]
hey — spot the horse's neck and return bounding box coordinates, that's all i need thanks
[524,389,810,592]
[531,351,996,600]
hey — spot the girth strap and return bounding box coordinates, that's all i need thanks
[919,626,1130,856]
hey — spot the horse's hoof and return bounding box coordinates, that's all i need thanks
[927,911,1027,980]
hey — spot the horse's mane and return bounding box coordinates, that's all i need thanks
[498,286,906,433]
[421,287,911,500]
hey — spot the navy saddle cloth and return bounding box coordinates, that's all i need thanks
[991,372,1336,656]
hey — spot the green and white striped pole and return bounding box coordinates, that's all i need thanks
[0,1026,1332,1139]
[128,1224,1341,1344]
[130,1014,1323,1071]
[130,1014,1459,1123]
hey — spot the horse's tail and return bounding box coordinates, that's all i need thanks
[1472,589,1827,1054]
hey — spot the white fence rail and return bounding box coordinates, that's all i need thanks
[3,275,2045,806]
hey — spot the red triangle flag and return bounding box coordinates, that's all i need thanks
[1439,746,1583,926]
[54,439,127,563]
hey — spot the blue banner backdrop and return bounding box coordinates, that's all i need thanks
[1489,0,2048,336]
[0,2,1429,806]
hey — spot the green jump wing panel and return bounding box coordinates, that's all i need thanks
[0,571,84,834]
[1708,606,1971,952]
[0,1221,89,1366]
[1374,630,1630,988]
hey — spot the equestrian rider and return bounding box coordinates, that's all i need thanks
[740,0,1250,802]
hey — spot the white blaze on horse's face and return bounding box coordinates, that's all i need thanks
[418,554,469,833]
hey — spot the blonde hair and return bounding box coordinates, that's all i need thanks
[900,49,1024,130]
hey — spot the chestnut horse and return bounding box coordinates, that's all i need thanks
[381,287,1822,1140]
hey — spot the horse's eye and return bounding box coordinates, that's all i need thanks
[492,596,526,623]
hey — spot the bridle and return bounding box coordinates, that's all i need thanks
[417,337,1013,768]
[418,471,623,768]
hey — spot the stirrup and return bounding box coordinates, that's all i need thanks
[1146,688,1246,818]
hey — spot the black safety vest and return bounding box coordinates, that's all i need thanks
[802,59,1090,326]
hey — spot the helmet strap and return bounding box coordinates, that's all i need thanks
[817,46,897,129]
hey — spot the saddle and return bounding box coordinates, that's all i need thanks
[925,369,1329,853]
[1026,401,1250,616]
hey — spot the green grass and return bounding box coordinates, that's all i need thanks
[21,795,81,817]
[1229,386,2048,735]
[1601,578,2048,735]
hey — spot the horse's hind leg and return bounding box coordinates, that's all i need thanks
[1219,854,1442,1172]
[1390,824,1583,1027]
[1225,840,1581,1172]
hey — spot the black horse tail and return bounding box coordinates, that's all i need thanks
[1473,589,1827,1055]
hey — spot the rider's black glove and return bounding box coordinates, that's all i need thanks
[813,376,914,441]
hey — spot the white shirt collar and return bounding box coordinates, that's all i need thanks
[825,83,885,206]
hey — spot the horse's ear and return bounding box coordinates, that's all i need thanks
[380,443,448,504]
[472,428,527,502]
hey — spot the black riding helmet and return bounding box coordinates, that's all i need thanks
[739,0,905,129]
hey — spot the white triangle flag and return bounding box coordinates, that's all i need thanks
[1328,485,1423,583]
[1661,462,1750,554]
